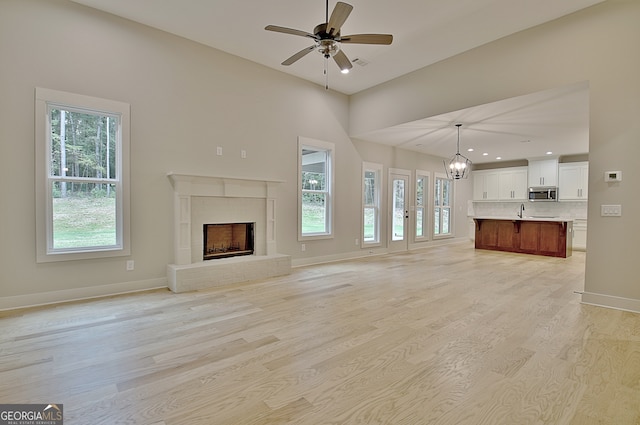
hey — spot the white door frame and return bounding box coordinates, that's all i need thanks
[388,169,411,253]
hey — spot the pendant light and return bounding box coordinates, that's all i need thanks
[444,123,472,179]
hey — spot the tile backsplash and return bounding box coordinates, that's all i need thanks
[470,201,587,220]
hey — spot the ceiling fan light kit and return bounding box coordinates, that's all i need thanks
[265,1,392,89]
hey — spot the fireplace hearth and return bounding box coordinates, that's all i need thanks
[203,222,254,260]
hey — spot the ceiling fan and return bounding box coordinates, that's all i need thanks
[265,0,393,89]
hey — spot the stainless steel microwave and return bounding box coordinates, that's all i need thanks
[528,187,558,202]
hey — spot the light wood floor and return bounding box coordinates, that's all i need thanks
[1,243,639,424]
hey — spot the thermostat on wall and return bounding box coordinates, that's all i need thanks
[604,170,622,182]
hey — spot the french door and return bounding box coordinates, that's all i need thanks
[389,171,410,252]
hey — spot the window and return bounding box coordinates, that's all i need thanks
[415,171,429,240]
[434,174,452,237]
[362,162,382,246]
[298,137,334,240]
[35,88,130,262]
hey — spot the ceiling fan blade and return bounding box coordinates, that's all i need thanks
[327,2,353,36]
[333,49,352,71]
[265,25,317,40]
[340,34,393,45]
[282,45,317,66]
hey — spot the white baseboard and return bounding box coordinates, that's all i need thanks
[581,291,640,314]
[0,277,168,311]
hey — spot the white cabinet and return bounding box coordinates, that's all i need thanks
[498,167,528,200]
[528,159,558,187]
[473,171,499,200]
[572,219,587,250]
[559,162,588,200]
[468,218,476,242]
[474,167,527,201]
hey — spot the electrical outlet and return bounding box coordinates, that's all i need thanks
[241,150,247,159]
[355,238,359,246]
[216,146,223,156]
[126,260,134,271]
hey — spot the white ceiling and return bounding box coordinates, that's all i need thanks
[69,0,599,162]
[356,81,590,164]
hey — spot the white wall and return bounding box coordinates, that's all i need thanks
[0,0,456,308]
[350,1,640,311]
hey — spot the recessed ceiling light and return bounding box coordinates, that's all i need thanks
[546,151,553,155]
[341,68,350,74]
[483,153,489,156]
[467,148,474,152]
[496,156,502,160]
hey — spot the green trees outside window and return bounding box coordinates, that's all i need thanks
[50,109,119,249]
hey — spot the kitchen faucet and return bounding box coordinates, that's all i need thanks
[518,203,525,218]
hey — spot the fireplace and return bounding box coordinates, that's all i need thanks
[167,172,291,293]
[203,222,254,260]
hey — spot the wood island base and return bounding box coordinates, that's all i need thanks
[473,218,572,258]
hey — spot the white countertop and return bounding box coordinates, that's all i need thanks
[473,216,573,222]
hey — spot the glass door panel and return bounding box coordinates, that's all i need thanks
[392,178,405,241]
[389,172,410,252]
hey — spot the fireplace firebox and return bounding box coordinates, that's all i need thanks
[203,222,254,260]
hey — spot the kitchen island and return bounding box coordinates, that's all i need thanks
[473,217,573,258]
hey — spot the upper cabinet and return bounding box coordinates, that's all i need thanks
[473,161,587,202]
[498,167,528,201]
[559,161,589,200]
[473,167,527,201]
[528,159,558,187]
[473,170,500,201]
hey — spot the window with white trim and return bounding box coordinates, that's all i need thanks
[362,162,382,246]
[35,88,130,262]
[298,137,334,240]
[434,174,453,237]
[415,171,429,240]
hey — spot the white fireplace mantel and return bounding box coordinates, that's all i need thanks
[167,172,284,265]
[166,172,290,293]
[167,172,285,200]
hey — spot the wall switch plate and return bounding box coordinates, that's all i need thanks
[216,146,223,156]
[126,260,135,271]
[601,204,622,216]
[241,150,247,159]
[301,243,306,252]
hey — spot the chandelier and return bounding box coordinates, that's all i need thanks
[444,123,472,179]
